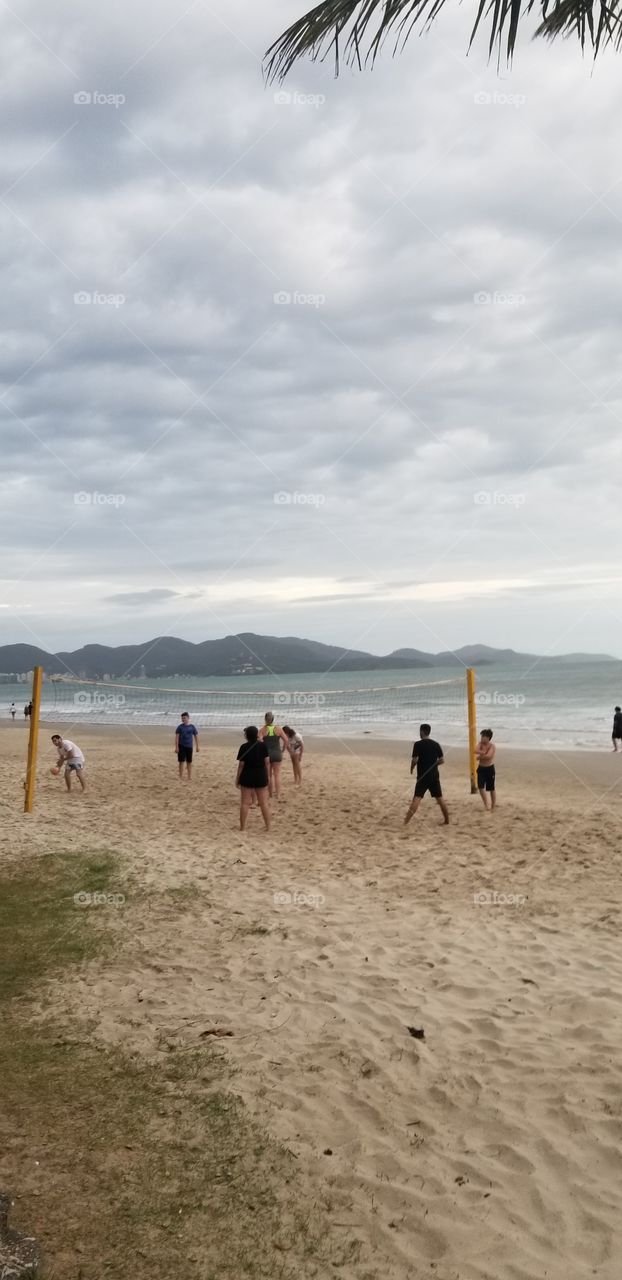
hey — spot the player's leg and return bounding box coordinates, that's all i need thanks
[478,786,489,810]
[436,797,450,824]
[256,787,271,831]
[272,761,282,800]
[240,787,253,830]
[64,765,72,791]
[404,793,423,824]
[186,750,193,781]
[76,766,86,791]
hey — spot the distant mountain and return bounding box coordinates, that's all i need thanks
[0,635,617,680]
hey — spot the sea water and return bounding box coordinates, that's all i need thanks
[4,658,622,752]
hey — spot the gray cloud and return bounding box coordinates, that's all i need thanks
[0,1,620,656]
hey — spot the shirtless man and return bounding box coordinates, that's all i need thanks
[476,728,496,810]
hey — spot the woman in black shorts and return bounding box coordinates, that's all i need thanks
[235,726,271,831]
[258,712,287,800]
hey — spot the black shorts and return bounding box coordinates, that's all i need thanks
[178,746,193,764]
[414,775,442,799]
[477,765,496,791]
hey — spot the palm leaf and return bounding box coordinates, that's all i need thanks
[264,0,622,78]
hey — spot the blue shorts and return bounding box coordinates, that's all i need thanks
[66,760,84,771]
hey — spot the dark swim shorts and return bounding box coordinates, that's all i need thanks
[414,774,442,799]
[178,746,193,764]
[477,765,496,791]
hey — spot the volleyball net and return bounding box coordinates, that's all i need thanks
[23,667,479,811]
[37,672,471,736]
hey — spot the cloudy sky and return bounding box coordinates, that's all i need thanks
[1,0,621,658]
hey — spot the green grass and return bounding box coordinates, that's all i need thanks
[0,852,348,1280]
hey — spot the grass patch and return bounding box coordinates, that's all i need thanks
[0,853,349,1279]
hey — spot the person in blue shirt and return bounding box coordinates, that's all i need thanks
[175,711,199,780]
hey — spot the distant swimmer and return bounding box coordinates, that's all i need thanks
[175,711,199,780]
[236,725,271,832]
[282,725,304,786]
[612,706,622,752]
[259,712,287,800]
[9,703,16,720]
[476,728,496,810]
[51,734,86,792]
[404,723,449,826]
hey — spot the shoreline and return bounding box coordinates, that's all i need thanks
[12,718,622,758]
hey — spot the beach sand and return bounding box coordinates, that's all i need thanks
[2,723,622,1278]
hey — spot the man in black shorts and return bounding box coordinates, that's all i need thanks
[476,728,496,810]
[175,711,199,780]
[404,723,449,826]
[612,706,622,752]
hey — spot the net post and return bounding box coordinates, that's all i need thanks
[24,666,43,815]
[466,667,477,795]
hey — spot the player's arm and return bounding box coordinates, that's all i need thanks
[194,727,199,753]
[410,745,418,775]
[175,734,180,752]
[235,761,243,787]
[437,746,445,767]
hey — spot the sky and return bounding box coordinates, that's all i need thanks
[1,0,622,659]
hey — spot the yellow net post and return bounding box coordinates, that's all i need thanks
[24,665,43,814]
[466,667,477,794]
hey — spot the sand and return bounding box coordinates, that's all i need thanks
[2,723,622,1279]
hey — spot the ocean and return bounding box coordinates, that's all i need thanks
[4,659,622,752]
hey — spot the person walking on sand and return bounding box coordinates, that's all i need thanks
[404,723,449,826]
[612,706,622,752]
[476,728,496,810]
[9,703,16,720]
[51,734,86,792]
[236,726,270,832]
[175,711,199,780]
[282,724,304,786]
[259,712,287,800]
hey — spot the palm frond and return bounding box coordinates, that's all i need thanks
[264,0,622,79]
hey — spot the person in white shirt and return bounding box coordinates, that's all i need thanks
[51,734,86,792]
[282,725,304,786]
